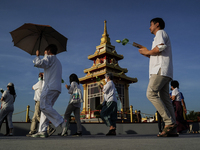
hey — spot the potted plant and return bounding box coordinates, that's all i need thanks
[187,111,199,122]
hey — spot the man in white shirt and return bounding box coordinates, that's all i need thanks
[138,18,177,137]
[26,73,55,137]
[26,72,43,136]
[32,44,66,138]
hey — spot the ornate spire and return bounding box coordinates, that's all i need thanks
[100,20,111,45]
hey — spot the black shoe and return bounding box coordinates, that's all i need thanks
[62,133,68,136]
[48,128,56,136]
[26,132,36,137]
[106,129,116,136]
[73,132,82,137]
[58,132,62,136]
[58,132,68,136]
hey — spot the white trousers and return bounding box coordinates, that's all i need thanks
[0,106,14,129]
[38,89,63,132]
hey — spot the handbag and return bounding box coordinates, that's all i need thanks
[70,87,84,103]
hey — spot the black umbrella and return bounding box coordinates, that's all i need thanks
[10,23,68,55]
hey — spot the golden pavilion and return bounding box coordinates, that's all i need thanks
[79,20,137,114]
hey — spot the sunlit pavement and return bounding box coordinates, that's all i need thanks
[0,134,200,150]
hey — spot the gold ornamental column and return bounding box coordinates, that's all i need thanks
[82,84,87,113]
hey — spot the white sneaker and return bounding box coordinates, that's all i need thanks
[61,120,68,136]
[9,133,13,136]
[32,132,48,138]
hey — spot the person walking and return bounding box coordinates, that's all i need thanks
[180,92,187,120]
[0,90,9,136]
[156,111,165,134]
[61,73,83,136]
[0,116,9,136]
[0,83,16,136]
[138,18,177,137]
[100,73,117,136]
[32,44,66,138]
[137,110,142,123]
[170,80,189,133]
[26,73,55,137]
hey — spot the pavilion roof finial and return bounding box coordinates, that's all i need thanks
[100,20,111,45]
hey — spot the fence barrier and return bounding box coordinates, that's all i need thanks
[12,105,196,122]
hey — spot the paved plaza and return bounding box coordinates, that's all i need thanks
[0,134,200,150]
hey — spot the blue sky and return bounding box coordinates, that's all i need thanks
[0,0,200,121]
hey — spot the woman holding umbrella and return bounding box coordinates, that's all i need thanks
[0,83,16,136]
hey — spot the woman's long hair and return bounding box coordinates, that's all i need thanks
[8,86,16,96]
[69,73,79,85]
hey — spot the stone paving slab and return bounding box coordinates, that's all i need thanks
[0,134,200,150]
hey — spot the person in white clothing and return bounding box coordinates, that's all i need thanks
[61,73,83,136]
[32,44,66,138]
[0,83,16,136]
[138,18,177,137]
[100,73,117,136]
[26,72,43,136]
[26,73,55,137]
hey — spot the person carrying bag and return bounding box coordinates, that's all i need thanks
[61,74,83,136]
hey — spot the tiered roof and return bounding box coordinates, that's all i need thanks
[79,20,137,84]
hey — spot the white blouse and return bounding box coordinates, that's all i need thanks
[172,88,181,101]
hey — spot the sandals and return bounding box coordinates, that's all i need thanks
[157,124,178,137]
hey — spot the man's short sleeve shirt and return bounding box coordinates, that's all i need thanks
[149,30,173,79]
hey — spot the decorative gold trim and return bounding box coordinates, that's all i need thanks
[125,84,130,90]
[83,62,128,73]
[82,84,87,90]
[79,70,137,84]
[88,49,123,60]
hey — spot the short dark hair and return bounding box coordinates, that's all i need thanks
[171,80,179,89]
[150,18,165,29]
[39,72,43,80]
[69,73,80,85]
[105,72,113,80]
[45,44,58,55]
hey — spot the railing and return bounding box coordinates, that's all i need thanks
[12,105,34,122]
[80,105,154,123]
[14,105,196,123]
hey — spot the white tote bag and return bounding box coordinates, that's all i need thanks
[70,87,84,104]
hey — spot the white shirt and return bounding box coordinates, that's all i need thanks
[172,87,181,101]
[149,30,173,79]
[103,80,117,103]
[33,55,62,92]
[68,81,81,108]
[33,80,43,101]
[1,90,16,108]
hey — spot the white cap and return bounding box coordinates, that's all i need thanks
[7,82,14,87]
